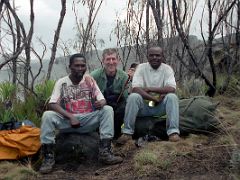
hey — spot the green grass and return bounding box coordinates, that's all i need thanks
[0,80,55,126]
[216,74,240,96]
[35,80,55,102]
[177,77,206,99]
[0,82,17,102]
[0,82,239,178]
[0,161,38,180]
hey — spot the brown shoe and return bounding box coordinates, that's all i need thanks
[169,133,180,142]
[116,134,132,146]
[99,139,123,165]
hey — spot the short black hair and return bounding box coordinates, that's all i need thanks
[69,53,86,66]
[130,63,139,69]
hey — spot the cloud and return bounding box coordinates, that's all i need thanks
[13,0,126,56]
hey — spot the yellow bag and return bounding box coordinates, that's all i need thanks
[0,126,41,160]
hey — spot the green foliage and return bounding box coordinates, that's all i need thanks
[0,80,55,126]
[0,82,17,102]
[0,106,14,123]
[216,74,240,96]
[134,151,158,166]
[177,77,206,99]
[12,96,40,127]
[35,80,55,102]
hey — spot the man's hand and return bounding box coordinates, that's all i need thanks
[69,116,80,128]
[94,99,106,110]
[155,94,166,104]
[143,87,151,93]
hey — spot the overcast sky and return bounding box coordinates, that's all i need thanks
[14,1,207,58]
[15,0,126,57]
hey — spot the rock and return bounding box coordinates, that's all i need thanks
[55,132,99,163]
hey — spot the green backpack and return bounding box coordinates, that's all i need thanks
[133,96,220,139]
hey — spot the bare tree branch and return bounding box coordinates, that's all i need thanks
[46,0,66,80]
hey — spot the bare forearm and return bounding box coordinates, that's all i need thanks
[94,99,106,109]
[145,86,175,94]
[48,103,74,120]
[132,87,158,101]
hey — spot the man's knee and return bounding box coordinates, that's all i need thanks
[101,105,114,115]
[42,111,57,124]
[127,93,142,103]
[165,93,178,102]
[99,105,114,126]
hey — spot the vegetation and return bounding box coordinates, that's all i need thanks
[0,82,17,102]
[0,70,239,179]
[0,161,38,180]
[0,0,239,179]
[0,80,55,126]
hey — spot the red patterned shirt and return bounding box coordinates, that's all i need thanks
[49,74,104,114]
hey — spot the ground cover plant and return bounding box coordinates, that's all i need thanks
[0,77,239,180]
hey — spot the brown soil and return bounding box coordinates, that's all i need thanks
[36,96,240,180]
[36,138,235,180]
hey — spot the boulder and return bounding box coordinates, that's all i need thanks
[55,132,99,163]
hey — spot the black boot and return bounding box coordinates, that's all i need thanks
[39,144,55,174]
[99,139,123,165]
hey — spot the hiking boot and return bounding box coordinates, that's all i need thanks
[168,133,180,142]
[116,134,132,146]
[99,139,123,165]
[39,144,55,174]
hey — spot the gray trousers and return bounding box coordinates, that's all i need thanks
[122,93,180,136]
[40,105,114,144]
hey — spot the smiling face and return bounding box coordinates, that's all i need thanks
[69,57,87,80]
[147,47,164,69]
[102,53,119,76]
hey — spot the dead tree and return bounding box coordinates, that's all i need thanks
[149,0,164,46]
[217,0,240,94]
[72,0,103,71]
[46,0,66,80]
[0,0,33,72]
[72,0,103,55]
[172,0,237,97]
[23,0,34,92]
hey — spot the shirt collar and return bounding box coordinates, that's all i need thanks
[148,62,163,72]
[102,68,120,80]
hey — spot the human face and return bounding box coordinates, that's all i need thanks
[148,47,164,69]
[69,57,87,80]
[102,53,119,75]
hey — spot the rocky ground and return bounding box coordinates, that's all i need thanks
[0,95,239,180]
[36,96,240,180]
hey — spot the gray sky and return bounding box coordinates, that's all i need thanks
[14,1,207,58]
[15,0,126,57]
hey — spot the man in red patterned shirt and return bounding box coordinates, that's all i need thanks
[39,53,122,174]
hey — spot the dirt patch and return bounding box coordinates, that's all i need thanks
[37,144,138,180]
[3,95,240,180]
[36,135,236,180]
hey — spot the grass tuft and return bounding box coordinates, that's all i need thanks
[0,161,38,180]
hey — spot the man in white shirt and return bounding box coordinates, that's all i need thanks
[39,53,122,174]
[117,46,180,145]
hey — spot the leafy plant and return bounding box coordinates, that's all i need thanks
[12,96,40,127]
[217,74,240,96]
[35,80,55,101]
[177,77,206,98]
[0,108,14,123]
[34,80,55,116]
[0,82,17,102]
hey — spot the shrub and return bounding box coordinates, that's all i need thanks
[177,77,206,98]
[0,81,17,102]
